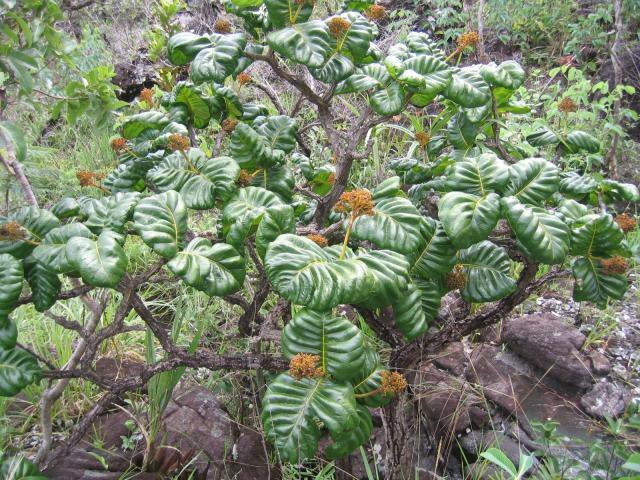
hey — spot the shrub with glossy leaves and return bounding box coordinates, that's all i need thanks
[0,0,638,468]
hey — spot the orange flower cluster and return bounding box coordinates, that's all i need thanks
[457,31,479,51]
[327,172,336,185]
[237,169,253,186]
[222,118,238,134]
[380,371,407,395]
[601,256,629,276]
[76,170,106,188]
[139,87,154,106]
[334,189,375,217]
[365,5,386,21]
[168,133,190,152]
[615,213,637,233]
[214,18,232,34]
[0,221,26,241]
[289,353,325,380]
[446,265,468,290]
[110,137,128,152]
[558,97,578,114]
[236,72,252,86]
[308,234,328,247]
[415,131,430,149]
[328,17,351,38]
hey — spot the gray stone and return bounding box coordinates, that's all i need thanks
[589,351,611,376]
[580,381,631,418]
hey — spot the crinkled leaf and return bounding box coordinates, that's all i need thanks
[444,68,491,108]
[438,192,501,249]
[0,254,23,322]
[443,153,510,195]
[168,238,245,297]
[501,196,570,265]
[356,249,410,308]
[559,172,598,197]
[66,231,128,288]
[0,207,60,259]
[570,213,625,257]
[310,53,354,83]
[262,372,357,463]
[255,115,297,153]
[504,158,559,205]
[122,111,169,140]
[24,256,61,313]
[265,0,314,27]
[325,405,373,460]
[572,257,627,308]
[84,192,141,234]
[133,191,187,259]
[167,32,211,65]
[407,218,456,280]
[282,308,365,381]
[255,204,296,258]
[335,63,389,94]
[459,241,517,303]
[397,54,451,95]
[32,223,94,274]
[265,234,374,310]
[392,281,429,340]
[479,61,524,89]
[267,21,331,68]
[526,127,559,148]
[564,130,600,154]
[190,33,247,84]
[369,82,405,115]
[350,196,423,253]
[51,197,81,219]
[0,348,41,397]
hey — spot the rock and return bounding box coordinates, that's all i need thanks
[580,381,631,418]
[417,364,490,437]
[502,314,594,388]
[439,291,471,321]
[458,431,530,469]
[589,351,611,376]
[432,342,467,376]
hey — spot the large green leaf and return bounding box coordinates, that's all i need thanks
[478,61,525,89]
[147,150,240,209]
[356,249,410,308]
[84,192,142,234]
[335,63,390,94]
[255,115,298,153]
[444,68,491,108]
[190,34,247,84]
[325,405,373,460]
[558,199,590,224]
[265,0,314,27]
[281,309,365,381]
[262,372,357,462]
[121,111,169,140]
[167,32,211,66]
[0,254,23,322]
[600,180,640,203]
[167,238,245,297]
[0,207,60,259]
[501,196,570,265]
[229,122,266,169]
[309,53,354,83]
[559,172,598,197]
[51,197,81,219]
[174,83,211,128]
[352,348,391,408]
[0,348,41,397]
[255,204,296,258]
[504,157,559,205]
[564,130,600,154]
[570,213,625,257]
[526,127,559,148]
[265,234,374,310]
[222,186,286,250]
[369,82,405,115]
[66,231,128,288]
[333,12,375,59]
[413,277,442,321]
[397,54,451,97]
[133,191,187,259]
[438,192,501,249]
[267,21,331,68]
[443,153,510,195]
[572,257,627,308]
[407,218,456,280]
[24,256,61,313]
[391,281,429,340]
[251,164,295,201]
[31,223,95,274]
[458,241,517,303]
[446,112,479,150]
[350,196,423,253]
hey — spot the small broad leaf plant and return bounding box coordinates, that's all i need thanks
[1,0,638,467]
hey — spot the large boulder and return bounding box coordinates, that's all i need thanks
[501,314,594,388]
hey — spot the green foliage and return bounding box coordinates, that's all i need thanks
[0,0,634,469]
